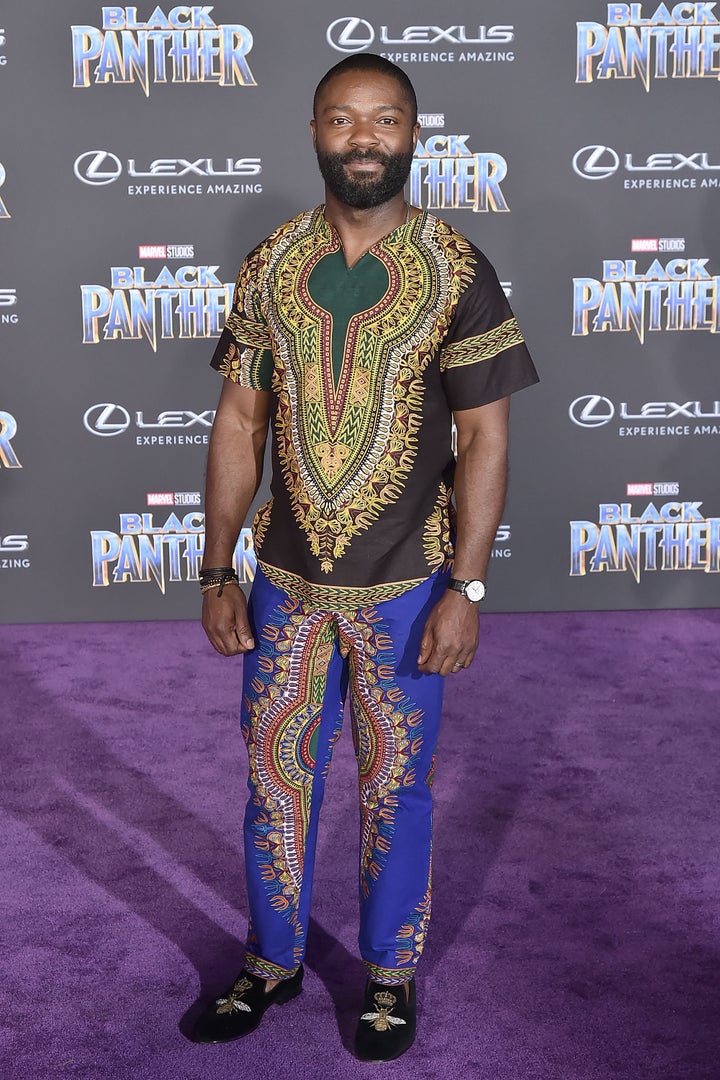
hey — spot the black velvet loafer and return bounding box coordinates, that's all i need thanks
[192,965,303,1044]
[354,978,417,1062]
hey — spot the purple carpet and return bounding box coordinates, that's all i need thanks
[2,610,719,1079]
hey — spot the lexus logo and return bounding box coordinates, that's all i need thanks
[74,150,123,186]
[327,17,375,52]
[569,395,615,427]
[83,403,131,436]
[572,145,620,180]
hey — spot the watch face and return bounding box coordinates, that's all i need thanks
[465,580,486,602]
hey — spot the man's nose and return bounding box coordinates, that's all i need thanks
[348,121,380,148]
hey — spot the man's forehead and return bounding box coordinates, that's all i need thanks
[320,100,405,114]
[316,70,410,109]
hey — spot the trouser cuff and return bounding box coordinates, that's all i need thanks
[364,961,416,985]
[245,953,300,980]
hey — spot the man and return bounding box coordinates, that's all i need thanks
[193,54,538,1062]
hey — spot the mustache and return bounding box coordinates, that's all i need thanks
[340,150,390,165]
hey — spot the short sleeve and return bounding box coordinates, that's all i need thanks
[440,245,538,411]
[210,248,274,391]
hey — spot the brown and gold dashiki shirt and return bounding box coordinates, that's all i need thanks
[210,206,538,608]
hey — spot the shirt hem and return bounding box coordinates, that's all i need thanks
[256,560,429,609]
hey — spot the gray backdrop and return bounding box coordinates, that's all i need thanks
[1,1,719,623]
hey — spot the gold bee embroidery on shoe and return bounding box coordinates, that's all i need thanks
[361,990,407,1032]
[215,976,253,1014]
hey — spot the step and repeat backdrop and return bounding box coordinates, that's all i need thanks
[1,2,718,622]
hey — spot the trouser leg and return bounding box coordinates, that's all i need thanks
[240,569,347,979]
[339,572,447,986]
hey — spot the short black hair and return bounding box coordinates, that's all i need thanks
[313,54,418,123]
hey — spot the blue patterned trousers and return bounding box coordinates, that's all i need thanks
[239,566,447,986]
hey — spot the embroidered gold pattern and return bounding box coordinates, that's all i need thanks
[335,612,417,894]
[219,255,275,389]
[361,991,407,1032]
[257,560,425,610]
[225,311,272,351]
[395,885,432,968]
[365,962,414,984]
[252,498,273,552]
[255,209,474,574]
[217,340,268,389]
[440,316,524,371]
[242,603,343,954]
[422,482,453,571]
[245,955,298,981]
[215,976,253,1015]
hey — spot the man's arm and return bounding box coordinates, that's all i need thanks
[417,395,509,675]
[201,378,272,656]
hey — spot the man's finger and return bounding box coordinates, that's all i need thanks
[203,615,246,655]
[213,627,242,656]
[417,633,433,666]
[437,655,458,677]
[418,646,444,674]
[233,618,255,650]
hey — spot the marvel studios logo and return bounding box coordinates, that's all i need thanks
[146,492,202,506]
[418,113,444,128]
[138,244,195,259]
[626,482,680,497]
[630,238,685,253]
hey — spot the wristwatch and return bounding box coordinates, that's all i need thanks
[448,578,486,603]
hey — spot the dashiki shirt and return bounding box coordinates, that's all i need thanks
[210,206,538,609]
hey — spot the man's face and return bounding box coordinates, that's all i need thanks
[311,70,420,210]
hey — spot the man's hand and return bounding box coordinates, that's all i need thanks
[201,379,271,656]
[202,583,255,656]
[417,589,480,675]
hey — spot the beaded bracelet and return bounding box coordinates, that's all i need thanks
[199,566,239,597]
[199,566,235,579]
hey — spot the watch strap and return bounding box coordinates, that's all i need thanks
[448,578,468,594]
[448,578,486,601]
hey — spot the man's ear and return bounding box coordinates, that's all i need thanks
[310,118,317,153]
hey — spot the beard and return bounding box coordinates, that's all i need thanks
[315,145,414,210]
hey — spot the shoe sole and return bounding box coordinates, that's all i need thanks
[274,980,303,1006]
[354,1036,416,1064]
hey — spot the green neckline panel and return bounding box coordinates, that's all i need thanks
[307,249,390,387]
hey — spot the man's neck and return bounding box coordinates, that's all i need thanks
[323,192,409,269]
